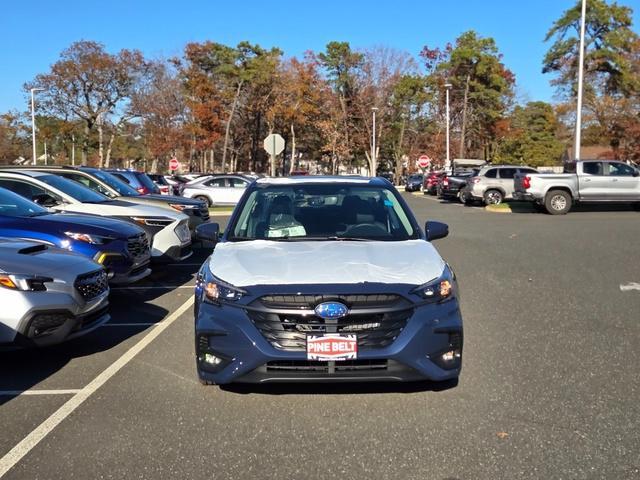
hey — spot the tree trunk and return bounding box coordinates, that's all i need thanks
[289,123,296,174]
[97,123,104,168]
[221,81,243,174]
[459,73,471,159]
[82,122,90,165]
[105,132,116,168]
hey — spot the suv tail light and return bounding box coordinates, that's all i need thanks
[137,187,149,195]
[523,176,531,189]
[471,177,481,184]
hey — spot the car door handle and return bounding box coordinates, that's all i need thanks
[583,178,591,182]
[612,178,619,182]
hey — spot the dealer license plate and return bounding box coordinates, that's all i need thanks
[306,334,358,361]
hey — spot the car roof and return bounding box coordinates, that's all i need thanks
[254,176,387,186]
[0,170,50,178]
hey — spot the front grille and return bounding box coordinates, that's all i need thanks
[75,270,109,301]
[75,306,109,330]
[247,308,412,351]
[127,233,150,258]
[260,294,402,310]
[266,360,388,373]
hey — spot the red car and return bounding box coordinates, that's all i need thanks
[423,172,445,195]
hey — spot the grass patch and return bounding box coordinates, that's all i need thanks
[209,206,234,215]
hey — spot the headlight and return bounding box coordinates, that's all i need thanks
[64,232,115,245]
[169,204,197,212]
[0,274,52,291]
[197,264,246,304]
[411,265,456,302]
[131,217,174,227]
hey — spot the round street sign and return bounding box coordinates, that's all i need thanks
[417,155,431,169]
[263,133,285,157]
[169,157,180,171]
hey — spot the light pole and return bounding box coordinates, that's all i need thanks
[371,107,378,176]
[30,88,44,165]
[575,0,587,161]
[444,82,452,172]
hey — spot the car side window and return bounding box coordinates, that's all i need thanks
[499,168,517,179]
[229,178,248,188]
[205,178,227,188]
[484,169,497,179]
[607,162,636,177]
[0,179,44,198]
[62,173,113,197]
[582,162,603,175]
[519,168,537,174]
[112,173,132,185]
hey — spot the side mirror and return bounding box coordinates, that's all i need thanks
[196,222,220,246]
[32,193,59,208]
[425,221,449,241]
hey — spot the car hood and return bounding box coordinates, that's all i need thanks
[15,213,145,238]
[115,195,204,209]
[54,201,188,222]
[141,194,202,205]
[209,239,446,287]
[0,239,98,275]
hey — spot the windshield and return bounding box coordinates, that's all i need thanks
[90,170,141,196]
[229,184,418,241]
[136,172,161,193]
[408,175,423,181]
[38,174,110,203]
[0,187,48,217]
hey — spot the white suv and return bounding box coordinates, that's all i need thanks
[462,165,539,205]
[0,171,192,262]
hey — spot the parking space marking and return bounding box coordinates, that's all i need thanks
[620,283,640,292]
[0,390,81,397]
[0,295,195,479]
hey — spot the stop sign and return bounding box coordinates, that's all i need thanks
[169,157,180,171]
[417,155,431,169]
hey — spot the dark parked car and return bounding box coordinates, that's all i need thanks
[437,170,478,202]
[147,174,171,195]
[0,187,151,285]
[404,174,424,192]
[106,169,161,195]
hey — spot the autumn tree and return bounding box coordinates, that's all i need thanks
[426,31,515,159]
[25,40,148,166]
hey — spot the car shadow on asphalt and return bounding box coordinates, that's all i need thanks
[220,378,459,396]
[508,202,638,214]
[0,302,169,406]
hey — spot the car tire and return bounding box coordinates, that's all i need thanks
[194,195,211,207]
[483,189,503,205]
[544,190,572,215]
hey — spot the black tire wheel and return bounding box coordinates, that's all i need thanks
[544,190,572,215]
[194,195,211,208]
[483,189,503,206]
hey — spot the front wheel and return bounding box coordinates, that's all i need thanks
[483,189,503,205]
[544,190,572,215]
[194,195,211,208]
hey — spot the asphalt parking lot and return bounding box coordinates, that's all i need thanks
[1,193,639,480]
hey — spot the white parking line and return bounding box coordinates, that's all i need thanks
[0,295,195,478]
[620,283,640,292]
[0,389,81,397]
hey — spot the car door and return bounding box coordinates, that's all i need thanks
[497,168,517,198]
[578,162,611,200]
[227,177,250,204]
[604,162,640,200]
[203,177,228,204]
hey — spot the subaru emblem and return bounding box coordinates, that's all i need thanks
[314,302,349,319]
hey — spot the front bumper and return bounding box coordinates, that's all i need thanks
[194,285,463,384]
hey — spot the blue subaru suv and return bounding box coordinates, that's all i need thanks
[193,176,463,385]
[0,187,151,285]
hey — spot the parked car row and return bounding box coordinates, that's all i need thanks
[0,166,216,350]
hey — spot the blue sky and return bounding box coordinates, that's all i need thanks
[1,0,638,112]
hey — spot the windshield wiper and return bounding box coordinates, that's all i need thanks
[269,235,371,242]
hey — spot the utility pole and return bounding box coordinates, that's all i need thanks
[371,107,378,176]
[445,83,452,172]
[30,88,44,165]
[575,0,587,161]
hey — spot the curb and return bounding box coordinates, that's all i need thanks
[485,204,512,214]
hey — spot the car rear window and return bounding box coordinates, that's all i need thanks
[499,168,517,179]
[484,169,497,178]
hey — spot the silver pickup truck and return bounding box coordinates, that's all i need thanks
[513,160,640,214]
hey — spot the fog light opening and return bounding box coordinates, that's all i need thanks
[203,353,223,366]
[441,349,461,363]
